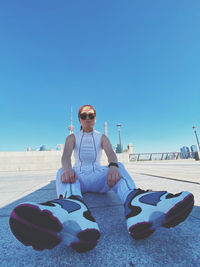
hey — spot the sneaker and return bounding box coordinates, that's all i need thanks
[9,196,100,252]
[124,189,194,240]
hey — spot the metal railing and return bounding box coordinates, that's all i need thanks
[129,152,197,161]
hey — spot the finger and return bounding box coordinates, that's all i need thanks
[61,173,64,180]
[109,175,115,187]
[114,174,121,185]
[71,176,76,183]
[107,177,112,188]
[71,171,77,182]
[113,177,118,186]
[61,172,68,183]
[70,170,75,177]
[107,173,110,184]
[108,181,113,188]
[117,173,121,181]
[74,175,77,182]
[61,176,67,183]
[69,171,75,179]
[109,174,114,187]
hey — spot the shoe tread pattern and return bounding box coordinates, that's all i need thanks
[127,190,194,240]
[9,204,62,251]
[162,193,194,228]
[70,229,100,253]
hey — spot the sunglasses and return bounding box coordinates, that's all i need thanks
[79,113,95,120]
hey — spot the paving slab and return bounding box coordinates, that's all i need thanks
[127,160,200,183]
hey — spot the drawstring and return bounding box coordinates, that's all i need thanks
[91,132,97,172]
[78,131,84,172]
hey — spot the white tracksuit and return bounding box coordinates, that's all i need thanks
[56,130,136,203]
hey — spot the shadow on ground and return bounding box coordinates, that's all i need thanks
[0,180,200,267]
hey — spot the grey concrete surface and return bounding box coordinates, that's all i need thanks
[0,161,200,267]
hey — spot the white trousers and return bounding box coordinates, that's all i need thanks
[56,162,136,203]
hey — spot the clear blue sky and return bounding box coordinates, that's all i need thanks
[0,0,200,153]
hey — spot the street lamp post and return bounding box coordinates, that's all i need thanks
[192,126,200,151]
[116,123,122,153]
[68,106,74,135]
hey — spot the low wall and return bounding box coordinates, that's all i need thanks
[0,151,63,171]
[0,151,130,171]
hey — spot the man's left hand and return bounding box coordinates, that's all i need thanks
[107,166,122,188]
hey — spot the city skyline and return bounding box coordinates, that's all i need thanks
[25,114,199,154]
[65,110,200,153]
[0,1,200,153]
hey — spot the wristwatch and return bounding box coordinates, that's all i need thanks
[108,162,119,168]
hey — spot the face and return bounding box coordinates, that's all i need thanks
[79,106,96,131]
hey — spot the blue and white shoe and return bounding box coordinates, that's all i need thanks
[124,189,194,240]
[9,196,100,252]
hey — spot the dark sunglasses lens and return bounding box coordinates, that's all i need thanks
[88,114,95,119]
[80,113,95,120]
[80,113,87,120]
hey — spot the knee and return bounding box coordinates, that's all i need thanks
[56,168,63,179]
[57,168,63,173]
[118,162,130,175]
[118,162,123,166]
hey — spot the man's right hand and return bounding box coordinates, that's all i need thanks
[61,169,77,184]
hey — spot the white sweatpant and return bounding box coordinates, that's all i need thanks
[56,162,136,203]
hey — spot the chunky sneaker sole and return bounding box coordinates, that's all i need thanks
[125,190,194,240]
[9,197,100,252]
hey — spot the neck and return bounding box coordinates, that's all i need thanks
[82,127,94,133]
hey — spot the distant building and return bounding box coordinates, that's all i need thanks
[116,144,123,153]
[57,144,63,151]
[180,146,190,159]
[40,145,47,151]
[127,144,134,154]
[27,147,37,151]
[191,145,198,158]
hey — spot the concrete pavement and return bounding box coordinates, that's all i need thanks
[0,160,200,267]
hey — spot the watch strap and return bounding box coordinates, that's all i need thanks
[108,162,119,168]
